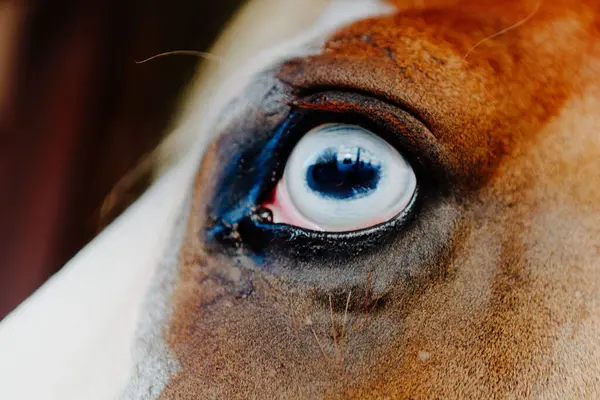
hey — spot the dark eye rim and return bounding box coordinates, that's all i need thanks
[205,91,445,259]
[239,185,422,260]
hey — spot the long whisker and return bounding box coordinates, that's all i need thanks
[463,0,541,60]
[340,290,352,363]
[329,294,339,352]
[341,291,352,343]
[135,50,223,64]
[312,328,330,361]
[365,271,371,324]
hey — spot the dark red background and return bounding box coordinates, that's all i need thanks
[0,0,242,319]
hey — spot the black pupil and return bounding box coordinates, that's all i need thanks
[306,147,381,200]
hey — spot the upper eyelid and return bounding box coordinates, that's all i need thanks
[288,86,433,134]
[287,90,451,186]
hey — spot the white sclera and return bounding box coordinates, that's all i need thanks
[282,123,417,231]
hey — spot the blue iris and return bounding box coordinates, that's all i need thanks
[306,147,382,200]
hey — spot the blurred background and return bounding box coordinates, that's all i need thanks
[0,0,330,320]
[0,0,245,319]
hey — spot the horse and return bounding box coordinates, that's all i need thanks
[1,0,600,398]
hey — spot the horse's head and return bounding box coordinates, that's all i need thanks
[2,0,600,398]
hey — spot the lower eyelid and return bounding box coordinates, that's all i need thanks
[262,182,394,232]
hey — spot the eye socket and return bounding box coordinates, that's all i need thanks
[261,123,417,232]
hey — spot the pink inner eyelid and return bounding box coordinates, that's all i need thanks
[262,182,324,231]
[261,181,390,233]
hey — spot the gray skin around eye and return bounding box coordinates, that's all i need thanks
[199,67,461,309]
[265,198,460,299]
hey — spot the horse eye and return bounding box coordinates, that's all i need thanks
[261,123,417,232]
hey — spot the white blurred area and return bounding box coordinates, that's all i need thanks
[155,0,330,176]
[0,1,330,398]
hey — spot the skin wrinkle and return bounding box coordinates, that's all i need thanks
[155,1,600,398]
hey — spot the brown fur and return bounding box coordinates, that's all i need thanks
[159,1,600,398]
